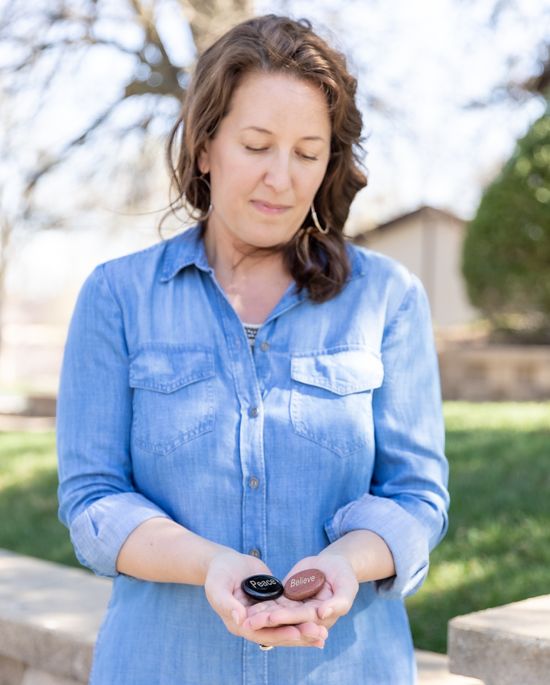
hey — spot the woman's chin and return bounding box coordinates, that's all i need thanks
[234,228,297,250]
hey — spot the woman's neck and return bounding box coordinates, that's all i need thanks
[203,222,291,291]
[202,221,294,324]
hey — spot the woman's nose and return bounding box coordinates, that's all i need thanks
[263,152,292,192]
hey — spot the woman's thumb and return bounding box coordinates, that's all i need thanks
[222,597,245,627]
[231,608,243,626]
[210,586,246,627]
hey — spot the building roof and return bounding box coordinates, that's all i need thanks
[355,205,465,242]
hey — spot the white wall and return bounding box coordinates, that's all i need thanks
[358,209,479,328]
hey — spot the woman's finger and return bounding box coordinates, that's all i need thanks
[314,583,356,621]
[318,565,358,619]
[245,601,321,629]
[239,622,322,647]
[296,621,329,642]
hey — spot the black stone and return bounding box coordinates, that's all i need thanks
[241,574,284,602]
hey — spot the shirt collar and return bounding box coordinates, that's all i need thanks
[159,224,211,282]
[159,223,365,283]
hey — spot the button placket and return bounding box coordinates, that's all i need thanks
[198,265,309,680]
[208,278,268,580]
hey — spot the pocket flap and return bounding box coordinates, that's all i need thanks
[129,345,214,394]
[291,348,384,395]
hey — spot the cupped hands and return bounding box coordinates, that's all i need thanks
[204,550,358,650]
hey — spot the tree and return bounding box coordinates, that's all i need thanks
[0,0,254,357]
[462,106,550,341]
[459,0,550,107]
[0,0,253,213]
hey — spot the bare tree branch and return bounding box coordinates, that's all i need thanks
[519,42,550,97]
[23,99,121,195]
[1,0,253,223]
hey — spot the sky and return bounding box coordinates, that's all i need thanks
[257,0,548,224]
[2,0,549,302]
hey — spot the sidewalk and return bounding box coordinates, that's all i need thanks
[417,650,481,684]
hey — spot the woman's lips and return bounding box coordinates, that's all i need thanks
[250,200,291,215]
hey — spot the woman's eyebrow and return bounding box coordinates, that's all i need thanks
[241,125,325,142]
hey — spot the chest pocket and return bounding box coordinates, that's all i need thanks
[290,348,384,457]
[129,345,215,456]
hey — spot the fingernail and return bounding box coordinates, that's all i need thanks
[232,610,241,626]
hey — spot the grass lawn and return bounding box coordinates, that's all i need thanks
[1,401,549,653]
[0,431,75,566]
[407,401,550,652]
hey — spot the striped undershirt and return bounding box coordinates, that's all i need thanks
[243,322,261,347]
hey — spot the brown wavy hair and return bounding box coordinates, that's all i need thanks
[161,14,368,302]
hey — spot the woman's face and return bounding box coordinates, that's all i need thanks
[198,70,331,249]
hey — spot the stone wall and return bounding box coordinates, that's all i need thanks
[438,344,550,401]
[0,550,110,685]
[448,595,550,685]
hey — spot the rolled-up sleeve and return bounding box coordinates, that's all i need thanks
[56,264,171,578]
[325,272,449,599]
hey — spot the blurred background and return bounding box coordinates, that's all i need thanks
[0,0,549,670]
[0,0,548,397]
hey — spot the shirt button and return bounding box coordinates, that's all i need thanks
[249,548,261,558]
[260,341,270,352]
[249,476,259,489]
[248,406,259,418]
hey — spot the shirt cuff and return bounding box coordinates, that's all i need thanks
[324,493,430,599]
[69,491,171,578]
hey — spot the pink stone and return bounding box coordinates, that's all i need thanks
[283,568,326,601]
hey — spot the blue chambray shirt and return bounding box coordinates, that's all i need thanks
[56,224,449,685]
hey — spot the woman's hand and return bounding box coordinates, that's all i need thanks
[241,553,359,634]
[204,550,328,648]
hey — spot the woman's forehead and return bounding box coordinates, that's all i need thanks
[224,71,331,135]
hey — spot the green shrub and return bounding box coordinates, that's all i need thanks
[462,106,550,341]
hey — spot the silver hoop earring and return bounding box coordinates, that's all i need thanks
[196,203,213,222]
[311,204,329,234]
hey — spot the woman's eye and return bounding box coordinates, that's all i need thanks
[244,145,318,161]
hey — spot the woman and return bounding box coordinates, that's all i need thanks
[57,14,449,684]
